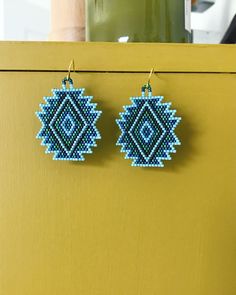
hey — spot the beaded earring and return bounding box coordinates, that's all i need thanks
[36,60,101,161]
[116,68,181,167]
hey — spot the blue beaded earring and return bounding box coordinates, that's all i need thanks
[36,60,102,161]
[116,68,181,167]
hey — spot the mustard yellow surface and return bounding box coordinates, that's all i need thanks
[0,42,236,295]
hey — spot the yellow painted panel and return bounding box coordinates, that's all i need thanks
[0,41,236,72]
[0,43,236,295]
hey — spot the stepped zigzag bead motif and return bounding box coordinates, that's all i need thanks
[116,89,181,167]
[36,78,101,161]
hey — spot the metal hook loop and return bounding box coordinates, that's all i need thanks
[147,67,155,85]
[141,67,155,95]
[67,59,75,80]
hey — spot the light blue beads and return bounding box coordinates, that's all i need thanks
[116,87,181,167]
[36,78,101,161]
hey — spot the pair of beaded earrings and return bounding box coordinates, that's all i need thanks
[36,63,181,167]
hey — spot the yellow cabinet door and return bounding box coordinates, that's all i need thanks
[0,42,235,295]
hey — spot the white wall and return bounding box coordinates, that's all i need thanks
[1,0,50,41]
[192,0,236,43]
[0,0,4,39]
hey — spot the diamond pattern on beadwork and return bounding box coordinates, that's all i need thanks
[36,79,101,161]
[116,91,181,167]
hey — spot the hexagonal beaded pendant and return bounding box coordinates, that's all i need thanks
[116,84,181,167]
[36,78,101,161]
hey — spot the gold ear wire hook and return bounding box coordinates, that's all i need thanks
[67,59,75,80]
[147,67,155,85]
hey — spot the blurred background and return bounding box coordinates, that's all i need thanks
[0,0,235,43]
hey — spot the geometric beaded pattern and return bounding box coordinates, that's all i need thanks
[36,78,101,161]
[116,88,181,167]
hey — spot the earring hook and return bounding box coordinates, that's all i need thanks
[147,67,155,85]
[142,67,155,94]
[67,59,75,80]
[62,59,75,88]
